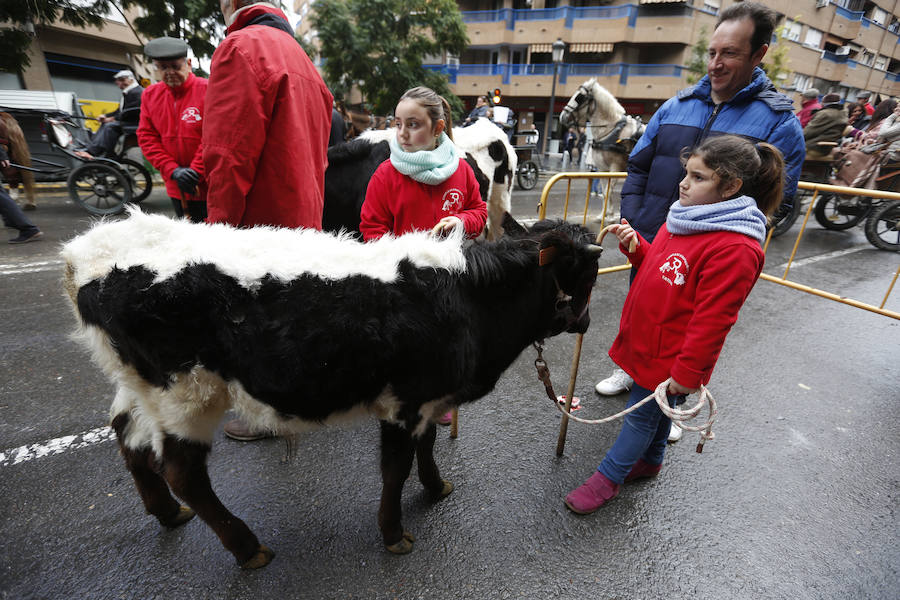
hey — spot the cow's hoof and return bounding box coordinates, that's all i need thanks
[429,479,454,501]
[240,545,275,569]
[159,505,195,528]
[385,531,415,555]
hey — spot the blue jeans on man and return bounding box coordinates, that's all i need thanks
[1,186,42,243]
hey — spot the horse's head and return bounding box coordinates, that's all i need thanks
[560,79,625,129]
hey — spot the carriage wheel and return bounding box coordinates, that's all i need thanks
[517,160,539,190]
[864,200,900,251]
[67,162,132,216]
[769,193,803,237]
[119,158,153,203]
[813,193,870,230]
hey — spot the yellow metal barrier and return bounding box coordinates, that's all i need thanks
[536,172,900,320]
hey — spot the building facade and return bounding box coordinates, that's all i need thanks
[297,0,900,144]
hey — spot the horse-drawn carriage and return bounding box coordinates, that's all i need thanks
[0,90,151,216]
[512,129,541,190]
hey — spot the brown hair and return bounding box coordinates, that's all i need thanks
[716,1,776,55]
[682,135,784,218]
[399,86,455,141]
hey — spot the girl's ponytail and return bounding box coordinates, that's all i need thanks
[440,95,455,141]
[752,142,785,218]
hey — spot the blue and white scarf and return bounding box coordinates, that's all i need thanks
[666,196,768,245]
[389,132,459,185]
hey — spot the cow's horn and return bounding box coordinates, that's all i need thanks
[585,244,604,257]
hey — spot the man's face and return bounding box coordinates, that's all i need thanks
[115,77,132,90]
[154,58,192,88]
[707,18,767,103]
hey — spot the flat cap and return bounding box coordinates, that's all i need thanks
[144,36,189,60]
[114,69,134,80]
[857,90,871,99]
[821,93,842,108]
[801,87,819,99]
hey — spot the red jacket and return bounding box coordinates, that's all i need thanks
[137,73,207,200]
[203,4,332,229]
[360,159,486,241]
[796,97,822,129]
[609,224,764,390]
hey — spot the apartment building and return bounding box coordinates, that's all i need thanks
[2,6,146,108]
[297,0,900,145]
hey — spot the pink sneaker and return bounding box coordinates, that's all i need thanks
[437,411,453,426]
[624,459,662,483]
[564,471,621,515]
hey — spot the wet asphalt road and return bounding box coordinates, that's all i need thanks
[1,181,898,599]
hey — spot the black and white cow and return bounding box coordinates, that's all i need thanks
[61,209,600,569]
[324,118,516,240]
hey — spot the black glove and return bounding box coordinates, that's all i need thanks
[171,167,200,194]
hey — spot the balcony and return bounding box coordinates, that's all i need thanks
[425,62,686,100]
[817,50,849,82]
[830,5,863,39]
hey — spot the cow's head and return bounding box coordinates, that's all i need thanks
[503,213,602,336]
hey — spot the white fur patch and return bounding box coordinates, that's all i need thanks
[61,208,467,289]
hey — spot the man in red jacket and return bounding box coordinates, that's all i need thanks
[203,0,333,229]
[208,0,332,441]
[138,37,208,221]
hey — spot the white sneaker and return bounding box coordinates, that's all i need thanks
[595,368,633,395]
[668,422,683,442]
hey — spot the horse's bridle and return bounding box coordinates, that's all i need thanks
[561,81,621,141]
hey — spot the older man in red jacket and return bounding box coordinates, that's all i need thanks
[138,37,208,221]
[203,0,332,229]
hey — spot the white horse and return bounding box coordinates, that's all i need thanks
[559,78,645,174]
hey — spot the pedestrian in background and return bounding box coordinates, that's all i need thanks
[566,135,784,515]
[205,0,332,441]
[138,36,208,222]
[0,145,42,244]
[795,87,821,128]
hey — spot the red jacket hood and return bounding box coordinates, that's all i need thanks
[227,4,289,35]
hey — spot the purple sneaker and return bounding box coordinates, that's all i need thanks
[564,471,620,515]
[624,459,662,483]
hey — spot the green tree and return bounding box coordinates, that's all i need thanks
[310,0,469,118]
[685,25,708,85]
[1,0,113,73]
[120,0,223,63]
[761,23,792,90]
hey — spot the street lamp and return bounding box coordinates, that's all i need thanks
[543,38,566,159]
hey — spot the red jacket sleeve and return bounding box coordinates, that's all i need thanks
[669,242,763,388]
[457,161,487,238]
[360,165,394,241]
[137,92,179,180]
[203,41,274,226]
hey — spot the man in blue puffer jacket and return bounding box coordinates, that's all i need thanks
[596,1,805,401]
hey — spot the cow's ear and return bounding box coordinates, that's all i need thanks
[501,212,528,237]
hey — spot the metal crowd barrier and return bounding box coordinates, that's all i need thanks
[536,172,900,320]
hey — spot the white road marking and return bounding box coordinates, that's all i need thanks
[0,426,114,467]
[774,245,869,270]
[0,259,65,276]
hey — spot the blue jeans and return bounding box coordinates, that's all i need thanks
[0,186,38,235]
[597,383,679,484]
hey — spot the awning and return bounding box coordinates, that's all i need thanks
[569,43,613,53]
[531,44,552,53]
[638,0,687,4]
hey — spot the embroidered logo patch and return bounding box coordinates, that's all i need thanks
[181,107,202,123]
[441,188,464,213]
[659,252,688,286]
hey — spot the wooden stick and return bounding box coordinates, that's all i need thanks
[556,332,584,456]
[449,408,459,438]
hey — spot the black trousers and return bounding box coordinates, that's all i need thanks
[85,121,123,157]
[169,197,207,223]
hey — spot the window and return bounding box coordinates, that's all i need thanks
[871,7,888,26]
[860,51,875,66]
[703,0,720,14]
[792,73,811,91]
[804,27,823,48]
[782,19,802,42]
[875,55,888,70]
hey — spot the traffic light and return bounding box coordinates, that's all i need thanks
[492,88,502,104]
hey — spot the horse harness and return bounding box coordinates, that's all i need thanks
[591,116,643,156]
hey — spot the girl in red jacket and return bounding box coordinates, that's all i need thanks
[360,86,486,242]
[360,86,487,426]
[565,135,784,515]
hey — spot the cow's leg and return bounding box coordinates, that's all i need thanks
[378,421,416,554]
[159,435,274,569]
[111,414,195,527]
[414,423,454,500]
